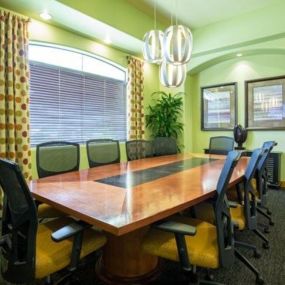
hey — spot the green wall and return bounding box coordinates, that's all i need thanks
[186,54,285,180]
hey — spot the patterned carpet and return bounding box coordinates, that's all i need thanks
[1,189,285,285]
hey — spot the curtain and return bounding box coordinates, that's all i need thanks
[127,56,145,140]
[0,10,31,181]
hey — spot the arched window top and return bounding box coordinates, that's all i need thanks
[29,43,126,82]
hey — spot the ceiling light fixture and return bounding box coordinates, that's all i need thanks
[160,61,186,87]
[104,35,112,44]
[143,0,193,87]
[142,0,163,63]
[40,11,52,20]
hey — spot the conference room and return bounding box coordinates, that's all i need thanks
[0,0,284,284]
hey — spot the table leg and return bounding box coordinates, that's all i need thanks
[96,227,160,284]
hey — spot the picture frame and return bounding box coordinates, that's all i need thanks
[245,75,285,130]
[201,82,237,131]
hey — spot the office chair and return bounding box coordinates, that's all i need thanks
[195,149,270,250]
[153,137,178,156]
[126,140,154,161]
[227,142,277,232]
[0,158,106,284]
[208,136,234,155]
[143,151,264,284]
[36,141,80,219]
[254,141,277,231]
[86,139,120,168]
[37,141,80,178]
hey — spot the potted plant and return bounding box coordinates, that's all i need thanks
[145,91,184,147]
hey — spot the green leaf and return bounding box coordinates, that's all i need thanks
[145,91,184,143]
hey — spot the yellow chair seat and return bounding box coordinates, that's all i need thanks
[35,218,106,279]
[230,205,246,230]
[38,203,67,219]
[143,216,219,269]
[194,202,246,231]
[251,178,259,196]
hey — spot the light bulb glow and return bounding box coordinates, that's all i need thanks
[40,11,52,20]
[160,61,186,87]
[163,25,193,65]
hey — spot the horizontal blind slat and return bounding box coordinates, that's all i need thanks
[30,61,127,146]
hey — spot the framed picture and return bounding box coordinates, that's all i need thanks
[201,82,237,130]
[245,76,285,130]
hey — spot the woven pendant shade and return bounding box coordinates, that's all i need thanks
[163,25,193,65]
[160,61,186,87]
[142,30,164,64]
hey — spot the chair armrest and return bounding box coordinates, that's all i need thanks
[228,201,239,208]
[154,220,196,236]
[51,221,91,242]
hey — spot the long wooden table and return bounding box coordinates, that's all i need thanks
[30,153,248,284]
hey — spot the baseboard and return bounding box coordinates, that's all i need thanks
[280,181,285,188]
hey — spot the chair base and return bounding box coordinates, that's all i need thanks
[234,249,264,285]
[253,229,269,249]
[235,241,261,258]
[257,207,274,226]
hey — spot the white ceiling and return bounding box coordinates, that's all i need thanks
[0,0,282,55]
[0,0,143,54]
[140,0,282,29]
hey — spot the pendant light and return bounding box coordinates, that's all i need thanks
[142,0,163,64]
[163,24,193,65]
[160,61,186,87]
[142,0,193,87]
[143,30,164,64]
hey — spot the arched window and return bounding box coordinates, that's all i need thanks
[29,43,127,146]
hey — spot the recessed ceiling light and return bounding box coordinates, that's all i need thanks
[104,36,112,44]
[236,53,243,57]
[40,11,52,20]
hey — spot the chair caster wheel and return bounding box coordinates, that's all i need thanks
[254,250,261,259]
[263,242,270,249]
[256,275,265,285]
[269,221,274,226]
[263,227,270,234]
[205,273,214,281]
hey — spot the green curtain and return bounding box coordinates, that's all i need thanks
[0,10,32,181]
[127,56,145,140]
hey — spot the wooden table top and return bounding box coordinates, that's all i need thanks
[30,153,248,236]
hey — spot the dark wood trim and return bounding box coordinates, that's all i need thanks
[201,82,238,131]
[245,75,285,130]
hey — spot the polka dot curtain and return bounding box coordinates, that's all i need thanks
[0,11,31,182]
[127,56,145,140]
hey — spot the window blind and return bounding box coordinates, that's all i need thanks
[30,61,127,146]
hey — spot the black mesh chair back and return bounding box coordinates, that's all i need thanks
[258,141,277,172]
[153,137,178,156]
[36,141,80,178]
[209,136,234,155]
[86,139,120,168]
[256,141,277,205]
[126,140,154,161]
[242,148,264,230]
[213,150,241,267]
[0,159,38,283]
